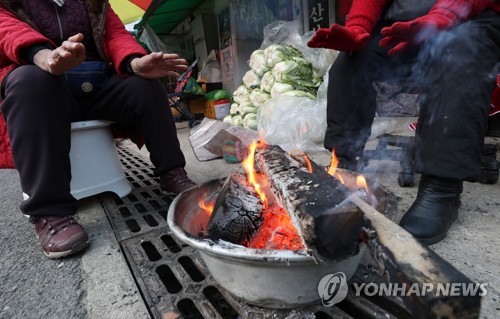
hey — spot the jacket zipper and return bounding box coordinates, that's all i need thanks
[54,5,64,42]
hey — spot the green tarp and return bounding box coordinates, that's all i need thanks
[135,0,206,35]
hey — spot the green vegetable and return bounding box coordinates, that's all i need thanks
[242,70,261,89]
[244,118,258,130]
[230,103,240,115]
[243,113,258,130]
[242,105,257,115]
[260,71,275,93]
[232,115,243,127]
[270,82,294,98]
[206,89,231,101]
[249,50,270,77]
[232,85,250,104]
[264,44,303,68]
[249,89,271,107]
[223,114,234,124]
[238,101,255,114]
[272,57,313,83]
[281,90,316,100]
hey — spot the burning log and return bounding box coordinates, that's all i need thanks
[207,171,264,244]
[255,145,481,318]
[174,141,481,318]
[254,145,366,260]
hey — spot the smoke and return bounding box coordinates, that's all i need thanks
[409,21,497,125]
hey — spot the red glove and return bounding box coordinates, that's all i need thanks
[307,0,388,51]
[379,0,492,55]
[307,25,370,51]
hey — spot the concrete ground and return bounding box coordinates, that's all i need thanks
[0,118,499,319]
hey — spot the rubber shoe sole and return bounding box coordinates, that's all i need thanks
[405,212,458,246]
[43,239,91,259]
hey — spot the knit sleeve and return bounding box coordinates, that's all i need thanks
[346,0,390,34]
[430,0,494,22]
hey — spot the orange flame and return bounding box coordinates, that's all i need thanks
[327,149,345,183]
[327,150,339,176]
[258,130,267,144]
[336,172,345,184]
[242,140,267,206]
[356,175,369,193]
[198,196,214,217]
[302,153,313,173]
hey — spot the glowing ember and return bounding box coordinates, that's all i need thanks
[245,203,305,251]
[240,139,304,251]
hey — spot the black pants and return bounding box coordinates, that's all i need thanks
[325,10,500,182]
[1,66,185,216]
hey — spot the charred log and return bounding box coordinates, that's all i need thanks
[256,146,481,318]
[207,172,264,244]
[254,145,365,261]
[350,195,481,319]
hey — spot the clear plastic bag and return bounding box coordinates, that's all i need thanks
[198,50,222,83]
[257,72,329,153]
[253,21,337,152]
[189,118,258,161]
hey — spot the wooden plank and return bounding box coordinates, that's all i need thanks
[257,145,481,319]
[349,195,481,319]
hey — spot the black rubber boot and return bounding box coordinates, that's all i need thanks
[399,175,463,245]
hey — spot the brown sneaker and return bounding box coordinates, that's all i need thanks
[30,215,90,259]
[159,167,196,195]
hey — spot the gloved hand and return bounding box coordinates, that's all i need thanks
[308,0,388,51]
[379,8,459,55]
[307,24,371,51]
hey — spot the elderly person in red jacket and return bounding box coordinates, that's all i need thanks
[0,0,196,258]
[308,0,500,245]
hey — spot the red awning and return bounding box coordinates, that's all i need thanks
[129,0,152,11]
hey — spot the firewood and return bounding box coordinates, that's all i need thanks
[254,145,366,260]
[205,144,480,318]
[207,171,264,244]
[349,195,481,319]
[271,146,481,318]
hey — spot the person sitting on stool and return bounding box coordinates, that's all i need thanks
[0,0,196,258]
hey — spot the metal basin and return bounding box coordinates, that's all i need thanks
[167,178,367,309]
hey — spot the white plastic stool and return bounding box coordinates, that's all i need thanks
[68,120,132,199]
[22,120,132,201]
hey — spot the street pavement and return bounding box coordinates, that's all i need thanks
[0,119,499,319]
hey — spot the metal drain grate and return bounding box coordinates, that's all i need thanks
[100,148,173,241]
[102,146,412,319]
[121,228,361,319]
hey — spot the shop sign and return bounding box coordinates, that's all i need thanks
[307,0,330,31]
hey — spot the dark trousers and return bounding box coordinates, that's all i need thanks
[325,10,500,182]
[1,66,185,216]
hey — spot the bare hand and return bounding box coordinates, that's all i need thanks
[130,52,188,79]
[34,33,86,75]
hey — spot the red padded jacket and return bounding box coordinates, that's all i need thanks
[0,0,147,168]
